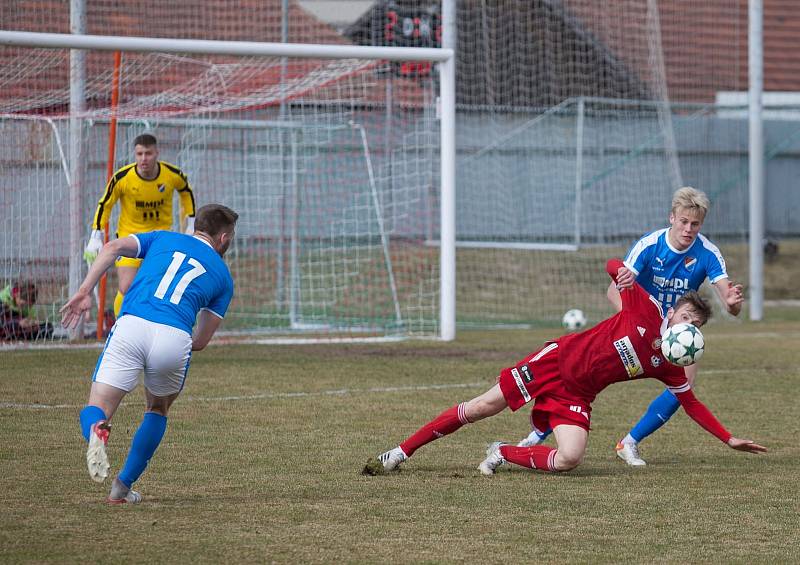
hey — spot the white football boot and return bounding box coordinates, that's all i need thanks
[86,421,111,483]
[106,478,142,505]
[615,441,647,466]
[478,442,507,476]
[378,446,408,471]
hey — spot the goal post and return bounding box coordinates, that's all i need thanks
[0,29,456,342]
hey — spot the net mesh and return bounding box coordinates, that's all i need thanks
[1,0,797,344]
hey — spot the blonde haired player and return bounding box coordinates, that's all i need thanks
[84,134,196,317]
[518,186,745,466]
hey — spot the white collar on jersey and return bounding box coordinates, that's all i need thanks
[192,234,215,249]
[664,228,693,255]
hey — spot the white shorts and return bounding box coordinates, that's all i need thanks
[93,315,192,396]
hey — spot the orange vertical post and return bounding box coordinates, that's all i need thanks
[97,51,122,339]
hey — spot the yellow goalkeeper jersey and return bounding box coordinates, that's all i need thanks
[90,161,195,237]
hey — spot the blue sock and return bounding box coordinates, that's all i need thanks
[79,405,107,442]
[118,412,168,488]
[629,389,681,443]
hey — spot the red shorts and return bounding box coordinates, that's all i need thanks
[497,342,592,431]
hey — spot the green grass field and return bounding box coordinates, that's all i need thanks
[1,320,798,563]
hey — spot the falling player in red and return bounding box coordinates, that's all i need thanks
[368,259,766,476]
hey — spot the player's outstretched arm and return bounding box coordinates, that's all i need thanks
[713,278,744,316]
[727,437,767,454]
[61,236,139,328]
[676,390,767,455]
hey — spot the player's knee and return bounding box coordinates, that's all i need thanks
[145,398,173,416]
[554,449,584,471]
[464,399,489,421]
[464,397,503,422]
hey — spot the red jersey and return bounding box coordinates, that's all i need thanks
[555,259,731,443]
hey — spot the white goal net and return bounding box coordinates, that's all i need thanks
[451,0,759,327]
[0,23,451,343]
[2,0,791,345]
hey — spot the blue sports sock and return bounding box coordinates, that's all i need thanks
[629,389,681,443]
[118,412,168,488]
[79,405,107,442]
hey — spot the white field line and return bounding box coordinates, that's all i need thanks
[0,381,487,410]
[2,330,798,352]
[3,366,797,411]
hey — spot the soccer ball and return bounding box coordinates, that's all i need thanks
[660,323,705,366]
[562,309,587,331]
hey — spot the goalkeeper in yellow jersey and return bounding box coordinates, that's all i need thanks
[84,133,196,317]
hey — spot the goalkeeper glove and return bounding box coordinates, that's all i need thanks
[184,216,195,234]
[83,230,104,263]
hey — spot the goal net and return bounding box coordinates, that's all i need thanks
[452,0,760,328]
[0,30,449,343]
[1,0,785,346]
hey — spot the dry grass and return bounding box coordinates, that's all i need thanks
[1,321,799,563]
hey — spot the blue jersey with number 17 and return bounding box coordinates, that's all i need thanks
[120,231,234,334]
[623,228,728,310]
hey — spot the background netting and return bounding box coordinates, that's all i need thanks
[1,0,798,343]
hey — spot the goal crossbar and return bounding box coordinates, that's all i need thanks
[0,30,452,62]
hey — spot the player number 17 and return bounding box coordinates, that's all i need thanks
[154,251,206,304]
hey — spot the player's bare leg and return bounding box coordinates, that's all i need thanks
[551,424,587,471]
[144,388,179,416]
[462,385,508,422]
[87,382,127,420]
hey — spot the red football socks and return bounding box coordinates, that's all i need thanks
[400,403,470,456]
[499,445,558,472]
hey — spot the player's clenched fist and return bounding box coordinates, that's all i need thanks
[615,266,635,290]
